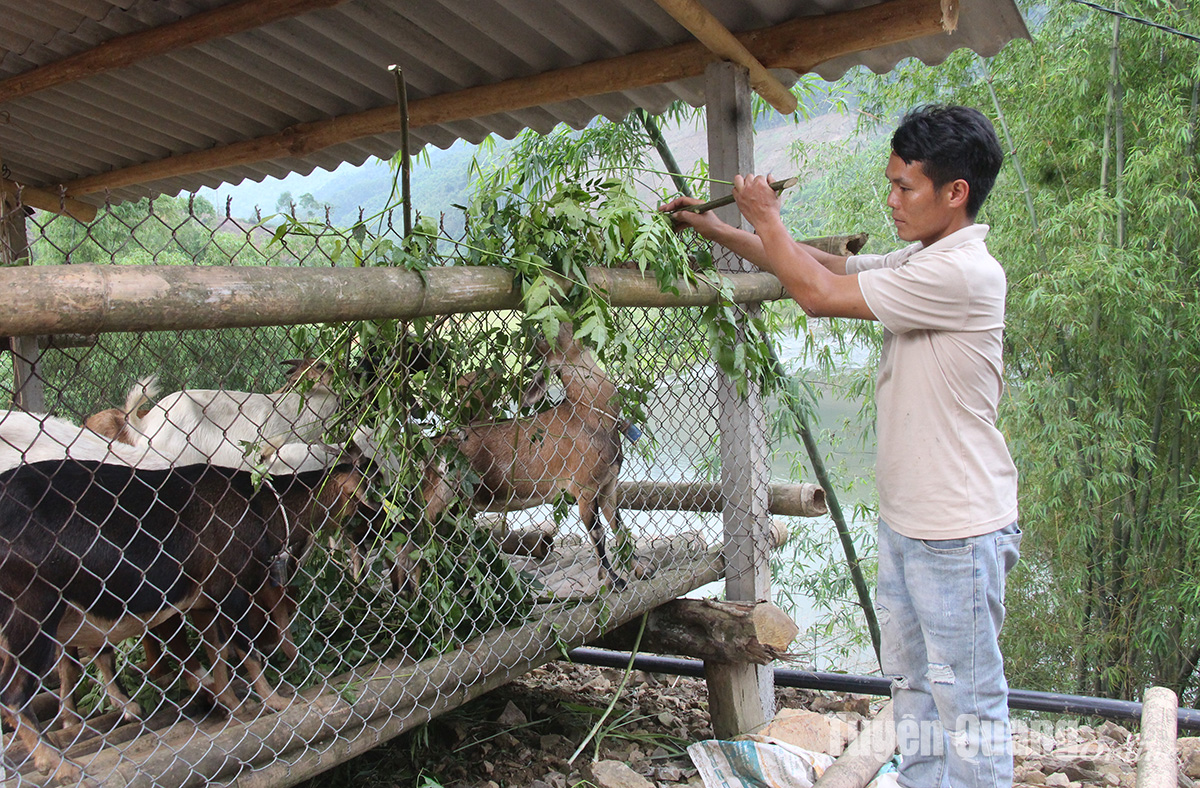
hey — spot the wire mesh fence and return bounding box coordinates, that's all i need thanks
[0,196,815,786]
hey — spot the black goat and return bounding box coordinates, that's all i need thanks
[0,457,372,781]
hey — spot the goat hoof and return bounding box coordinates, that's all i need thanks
[263,691,294,712]
[631,556,655,580]
[34,749,82,784]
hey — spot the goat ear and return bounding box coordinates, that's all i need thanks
[520,368,551,409]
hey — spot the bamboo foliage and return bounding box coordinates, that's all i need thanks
[794,0,1200,704]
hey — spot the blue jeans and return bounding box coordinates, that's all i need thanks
[875,519,1022,788]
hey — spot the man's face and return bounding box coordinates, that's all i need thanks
[885,153,963,247]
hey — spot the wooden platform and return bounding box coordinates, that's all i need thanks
[3,533,723,788]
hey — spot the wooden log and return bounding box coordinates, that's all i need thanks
[1,203,45,412]
[802,233,869,257]
[588,598,798,664]
[650,0,797,114]
[0,265,786,338]
[491,521,556,559]
[58,0,955,198]
[616,480,826,518]
[813,702,897,788]
[1,178,97,223]
[1137,686,1178,788]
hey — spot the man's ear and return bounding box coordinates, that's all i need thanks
[945,178,970,210]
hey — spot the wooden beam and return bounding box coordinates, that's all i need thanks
[1,178,96,223]
[0,0,350,105]
[617,480,827,518]
[651,0,798,114]
[0,264,787,338]
[589,599,800,664]
[59,0,953,197]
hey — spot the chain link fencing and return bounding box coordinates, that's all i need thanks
[0,196,817,786]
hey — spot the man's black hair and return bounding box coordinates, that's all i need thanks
[891,105,1004,219]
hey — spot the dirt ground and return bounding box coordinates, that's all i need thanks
[303,659,862,788]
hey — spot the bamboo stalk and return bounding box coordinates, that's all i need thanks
[667,177,798,213]
[0,265,787,338]
[390,65,412,238]
[616,480,826,518]
[650,0,798,114]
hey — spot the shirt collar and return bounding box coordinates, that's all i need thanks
[916,223,990,255]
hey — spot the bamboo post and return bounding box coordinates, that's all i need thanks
[1137,686,1178,788]
[390,64,412,238]
[706,60,774,738]
[0,187,45,412]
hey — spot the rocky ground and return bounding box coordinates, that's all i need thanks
[302,660,1200,788]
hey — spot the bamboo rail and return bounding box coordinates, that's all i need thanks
[617,480,826,518]
[0,265,786,337]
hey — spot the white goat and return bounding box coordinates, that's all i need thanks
[120,358,339,470]
[0,410,171,472]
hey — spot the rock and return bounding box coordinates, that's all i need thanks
[755,707,857,755]
[1015,764,1047,785]
[543,771,568,788]
[1180,737,1200,779]
[1098,721,1132,743]
[1039,755,1105,783]
[540,734,566,752]
[657,712,677,727]
[497,700,527,727]
[1052,742,1107,758]
[1012,741,1037,764]
[586,760,656,788]
[654,765,684,781]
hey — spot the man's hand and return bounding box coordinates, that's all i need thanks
[731,173,785,232]
[658,194,727,239]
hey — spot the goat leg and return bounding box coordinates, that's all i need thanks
[54,647,85,731]
[91,647,143,722]
[581,495,626,591]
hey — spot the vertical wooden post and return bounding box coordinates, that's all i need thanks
[1137,686,1178,788]
[1,191,45,412]
[705,60,775,738]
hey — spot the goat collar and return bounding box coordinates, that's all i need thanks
[263,479,298,587]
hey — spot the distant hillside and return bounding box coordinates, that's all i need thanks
[199,112,854,231]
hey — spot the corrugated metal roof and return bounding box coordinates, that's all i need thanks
[0,0,1029,207]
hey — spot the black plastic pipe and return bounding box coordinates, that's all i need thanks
[567,647,1200,731]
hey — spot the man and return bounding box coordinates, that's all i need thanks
[662,104,1021,788]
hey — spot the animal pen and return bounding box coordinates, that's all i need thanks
[0,193,831,786]
[0,0,1030,784]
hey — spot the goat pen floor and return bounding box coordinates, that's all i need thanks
[3,532,721,788]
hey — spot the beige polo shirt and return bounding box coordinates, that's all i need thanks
[846,224,1018,540]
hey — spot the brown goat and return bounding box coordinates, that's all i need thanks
[418,324,628,590]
